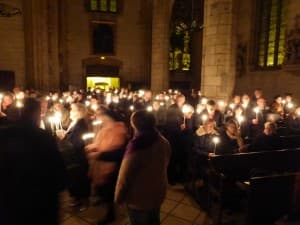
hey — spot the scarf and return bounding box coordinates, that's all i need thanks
[226,130,244,148]
[125,128,159,156]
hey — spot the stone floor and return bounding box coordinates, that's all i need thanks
[60,185,213,225]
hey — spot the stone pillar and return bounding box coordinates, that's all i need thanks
[23,0,60,91]
[201,0,237,100]
[150,0,174,93]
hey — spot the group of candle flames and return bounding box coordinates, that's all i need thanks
[0,89,297,147]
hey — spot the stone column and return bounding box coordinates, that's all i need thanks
[150,0,174,93]
[23,0,60,91]
[201,0,237,100]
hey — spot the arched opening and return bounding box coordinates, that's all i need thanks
[169,0,204,91]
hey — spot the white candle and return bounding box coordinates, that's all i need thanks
[212,136,220,154]
[253,107,259,120]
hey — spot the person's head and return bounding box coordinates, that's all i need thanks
[225,120,238,135]
[285,93,293,102]
[257,97,266,109]
[264,122,277,136]
[234,106,243,116]
[39,98,48,117]
[233,95,241,105]
[152,101,160,111]
[254,88,263,99]
[176,94,185,108]
[295,107,300,117]
[70,103,86,121]
[203,119,215,134]
[274,95,282,104]
[21,98,41,127]
[207,100,216,113]
[242,94,250,105]
[144,90,152,101]
[130,110,156,132]
[2,93,14,107]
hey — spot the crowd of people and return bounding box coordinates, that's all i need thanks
[0,86,300,225]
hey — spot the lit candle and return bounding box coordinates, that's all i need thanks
[82,132,95,144]
[218,100,225,108]
[253,107,259,120]
[229,103,235,110]
[287,103,294,109]
[92,120,103,126]
[212,136,220,154]
[201,98,208,105]
[146,106,153,112]
[129,105,134,111]
[201,114,208,122]
[85,100,91,107]
[92,120,103,133]
[182,104,193,124]
[237,115,244,125]
[91,104,98,111]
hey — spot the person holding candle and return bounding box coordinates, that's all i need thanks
[199,100,224,129]
[190,119,219,183]
[215,119,245,155]
[85,107,128,225]
[249,97,269,138]
[0,92,19,124]
[248,122,282,152]
[57,103,90,210]
[270,95,284,120]
[283,93,295,117]
[287,107,300,135]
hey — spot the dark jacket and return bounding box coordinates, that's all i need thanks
[0,124,66,225]
[215,131,239,155]
[248,133,282,152]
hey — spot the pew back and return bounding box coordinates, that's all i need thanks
[210,148,300,180]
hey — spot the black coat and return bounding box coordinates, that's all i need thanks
[215,131,239,155]
[61,118,90,197]
[0,124,66,225]
[248,133,282,152]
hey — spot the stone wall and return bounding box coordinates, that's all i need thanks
[0,0,25,87]
[65,0,151,89]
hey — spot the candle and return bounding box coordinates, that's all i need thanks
[182,104,193,125]
[82,132,95,144]
[146,106,153,112]
[218,100,225,108]
[92,120,103,126]
[237,115,244,125]
[253,107,259,120]
[287,103,294,109]
[229,103,235,110]
[212,136,220,154]
[91,104,98,111]
[201,114,208,122]
[201,98,208,105]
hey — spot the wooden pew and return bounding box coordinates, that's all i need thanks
[210,148,300,181]
[206,149,300,225]
[247,173,300,225]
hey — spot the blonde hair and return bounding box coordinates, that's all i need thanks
[264,122,277,134]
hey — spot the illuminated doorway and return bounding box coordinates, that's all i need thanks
[86,76,120,90]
